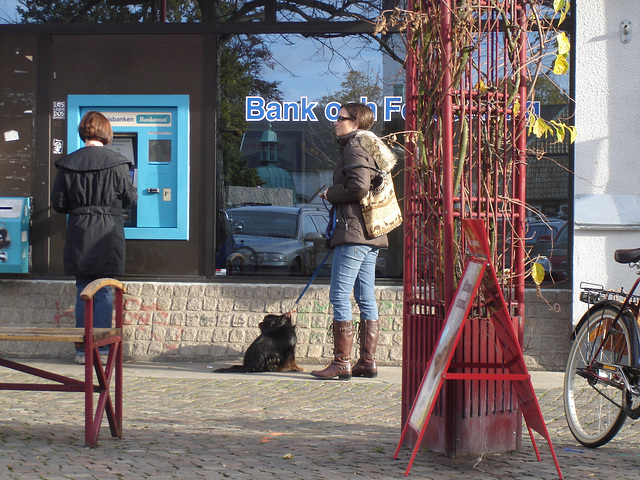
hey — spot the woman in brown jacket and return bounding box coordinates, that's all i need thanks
[311,102,397,380]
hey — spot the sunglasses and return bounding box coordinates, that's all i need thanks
[336,115,355,122]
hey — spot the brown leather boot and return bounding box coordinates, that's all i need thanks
[311,320,354,380]
[352,319,379,378]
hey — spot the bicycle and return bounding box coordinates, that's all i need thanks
[215,210,258,276]
[564,247,640,447]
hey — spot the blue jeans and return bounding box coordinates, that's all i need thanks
[75,277,113,355]
[329,244,380,322]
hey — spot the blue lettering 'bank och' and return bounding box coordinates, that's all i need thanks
[245,96,407,122]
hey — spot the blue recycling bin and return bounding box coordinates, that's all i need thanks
[0,197,30,273]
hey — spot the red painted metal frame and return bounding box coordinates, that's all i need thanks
[402,0,528,457]
[0,280,124,447]
[396,220,562,478]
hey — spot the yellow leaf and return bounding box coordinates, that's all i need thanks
[553,54,569,75]
[554,0,569,25]
[568,125,577,143]
[558,9,567,26]
[549,121,565,143]
[532,118,548,138]
[531,262,545,285]
[283,453,294,460]
[556,32,570,55]
[474,80,489,93]
[512,99,520,116]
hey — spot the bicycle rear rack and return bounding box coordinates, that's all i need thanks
[579,281,640,307]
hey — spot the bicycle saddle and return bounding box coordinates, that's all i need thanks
[614,247,640,264]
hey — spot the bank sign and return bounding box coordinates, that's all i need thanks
[103,112,173,127]
[246,96,540,123]
[245,96,405,123]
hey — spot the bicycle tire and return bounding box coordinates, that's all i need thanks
[226,246,258,276]
[563,304,631,447]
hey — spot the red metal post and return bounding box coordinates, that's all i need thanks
[401,0,528,458]
[115,288,124,436]
[439,0,457,454]
[515,0,529,332]
[402,0,419,447]
[84,297,94,447]
[160,0,167,22]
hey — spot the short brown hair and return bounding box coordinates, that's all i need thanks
[78,111,113,145]
[342,103,375,130]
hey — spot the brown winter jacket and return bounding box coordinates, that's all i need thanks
[325,130,396,249]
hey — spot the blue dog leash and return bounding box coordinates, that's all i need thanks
[289,249,333,312]
[288,199,335,313]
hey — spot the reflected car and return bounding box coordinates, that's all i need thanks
[219,205,332,276]
[527,219,568,278]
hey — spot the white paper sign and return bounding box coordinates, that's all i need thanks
[4,130,19,142]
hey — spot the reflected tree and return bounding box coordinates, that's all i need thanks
[12,0,401,189]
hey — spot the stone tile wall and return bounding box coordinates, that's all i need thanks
[0,280,571,371]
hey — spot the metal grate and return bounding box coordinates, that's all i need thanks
[402,0,527,455]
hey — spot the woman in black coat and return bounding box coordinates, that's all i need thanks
[51,111,137,364]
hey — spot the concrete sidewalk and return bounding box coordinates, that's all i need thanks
[1,360,639,479]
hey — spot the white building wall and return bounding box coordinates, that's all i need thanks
[573,1,640,322]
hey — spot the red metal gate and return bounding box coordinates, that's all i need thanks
[402,0,528,456]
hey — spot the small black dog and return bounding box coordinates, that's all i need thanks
[215,313,303,373]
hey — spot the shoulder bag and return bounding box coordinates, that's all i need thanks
[346,163,403,238]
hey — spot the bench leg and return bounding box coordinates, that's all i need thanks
[100,341,123,439]
[84,343,95,447]
[84,339,123,447]
[82,282,125,447]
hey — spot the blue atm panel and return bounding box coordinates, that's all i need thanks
[67,95,190,240]
[0,197,30,273]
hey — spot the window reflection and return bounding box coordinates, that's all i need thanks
[219,205,331,277]
[216,33,406,279]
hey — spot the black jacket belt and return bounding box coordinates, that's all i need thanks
[69,206,122,215]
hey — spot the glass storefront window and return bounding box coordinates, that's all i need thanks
[216,33,405,279]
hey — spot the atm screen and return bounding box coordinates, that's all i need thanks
[108,136,137,183]
[108,136,135,163]
[107,134,137,227]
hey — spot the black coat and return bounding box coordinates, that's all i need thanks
[51,146,138,277]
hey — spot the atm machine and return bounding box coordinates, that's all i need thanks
[66,95,190,240]
[0,197,30,273]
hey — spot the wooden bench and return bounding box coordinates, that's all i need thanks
[0,278,125,447]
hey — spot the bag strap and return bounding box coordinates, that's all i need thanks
[342,162,385,175]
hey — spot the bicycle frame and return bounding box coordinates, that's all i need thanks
[576,276,640,378]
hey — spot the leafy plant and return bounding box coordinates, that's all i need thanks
[375,0,573,299]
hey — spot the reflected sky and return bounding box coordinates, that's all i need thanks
[260,34,386,102]
[0,0,20,23]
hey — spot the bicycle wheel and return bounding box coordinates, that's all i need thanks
[226,246,258,275]
[564,304,632,447]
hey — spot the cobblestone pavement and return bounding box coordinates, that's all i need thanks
[1,361,640,479]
